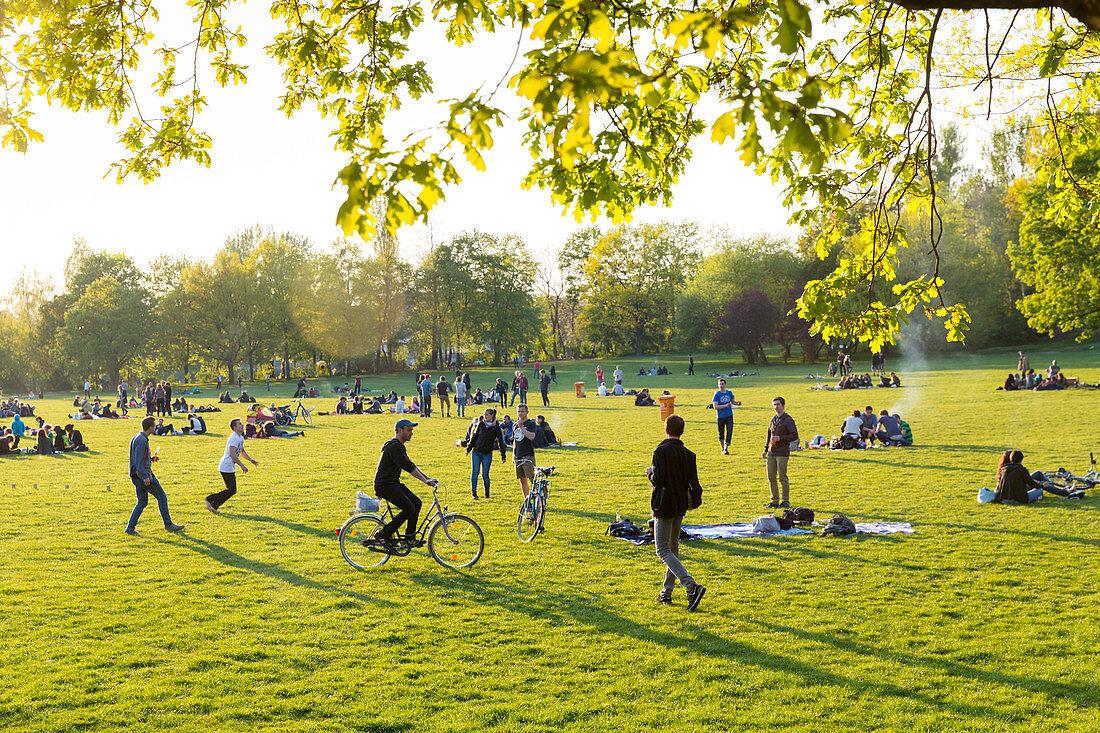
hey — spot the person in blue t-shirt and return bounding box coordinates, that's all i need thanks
[711,378,741,455]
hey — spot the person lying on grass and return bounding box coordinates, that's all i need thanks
[992,450,1084,503]
[262,420,303,438]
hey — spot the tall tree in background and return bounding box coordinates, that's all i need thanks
[475,233,541,365]
[1009,118,1100,340]
[57,277,151,385]
[581,223,698,356]
[714,289,780,364]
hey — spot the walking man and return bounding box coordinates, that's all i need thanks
[83,378,90,399]
[688,354,694,376]
[125,416,184,534]
[419,373,433,418]
[512,404,538,499]
[711,378,740,455]
[374,419,438,547]
[206,418,259,513]
[436,375,453,418]
[648,414,706,610]
[518,370,529,405]
[539,369,551,406]
[762,396,798,509]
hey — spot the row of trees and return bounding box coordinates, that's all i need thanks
[4,115,1098,392]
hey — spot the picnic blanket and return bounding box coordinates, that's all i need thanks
[853,521,914,535]
[682,523,814,539]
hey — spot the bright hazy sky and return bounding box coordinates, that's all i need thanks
[0,10,797,287]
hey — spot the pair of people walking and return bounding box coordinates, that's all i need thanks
[124,417,259,534]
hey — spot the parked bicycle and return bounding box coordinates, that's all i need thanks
[1041,453,1098,491]
[339,485,484,570]
[273,399,314,426]
[518,465,554,542]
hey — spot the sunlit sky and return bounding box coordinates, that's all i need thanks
[0,9,797,289]
[2,7,1020,291]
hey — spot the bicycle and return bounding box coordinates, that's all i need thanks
[339,485,484,570]
[518,465,554,542]
[1042,453,1098,491]
[273,399,314,426]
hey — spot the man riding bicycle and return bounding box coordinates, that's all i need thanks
[374,418,438,548]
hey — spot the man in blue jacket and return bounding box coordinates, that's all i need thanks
[125,416,184,535]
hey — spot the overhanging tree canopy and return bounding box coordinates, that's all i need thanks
[3,1,1095,348]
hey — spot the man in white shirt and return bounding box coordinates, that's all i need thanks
[455,377,468,417]
[84,379,90,398]
[395,396,406,414]
[613,366,623,384]
[206,418,259,513]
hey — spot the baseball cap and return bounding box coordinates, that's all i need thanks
[394,418,418,430]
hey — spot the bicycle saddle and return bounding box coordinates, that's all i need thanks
[535,466,555,476]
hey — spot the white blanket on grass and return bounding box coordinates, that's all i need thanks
[681,523,813,539]
[854,521,914,535]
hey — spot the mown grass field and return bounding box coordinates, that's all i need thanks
[2,346,1099,732]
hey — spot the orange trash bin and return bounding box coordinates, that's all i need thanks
[574,381,585,397]
[658,394,675,421]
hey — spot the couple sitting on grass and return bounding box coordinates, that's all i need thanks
[151,414,208,436]
[992,451,1084,503]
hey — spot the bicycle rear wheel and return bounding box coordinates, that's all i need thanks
[518,493,540,543]
[339,514,390,569]
[275,411,290,426]
[428,514,484,569]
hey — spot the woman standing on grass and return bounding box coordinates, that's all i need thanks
[206,418,259,513]
[466,408,506,500]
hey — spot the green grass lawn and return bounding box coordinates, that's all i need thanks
[2,347,1099,732]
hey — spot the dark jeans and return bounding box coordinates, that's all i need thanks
[126,474,175,531]
[471,451,493,497]
[376,483,422,540]
[541,389,549,406]
[498,391,507,408]
[206,471,238,510]
[717,416,733,445]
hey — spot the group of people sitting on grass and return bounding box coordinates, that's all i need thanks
[637,366,670,376]
[1,418,87,455]
[243,421,304,439]
[826,406,912,449]
[634,388,674,407]
[218,390,255,403]
[1,398,35,418]
[151,414,208,436]
[335,395,386,414]
[1001,361,1070,391]
[837,371,901,389]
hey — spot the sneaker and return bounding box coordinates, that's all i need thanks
[406,538,425,548]
[657,591,673,605]
[205,501,218,514]
[778,501,790,508]
[765,500,779,508]
[687,585,707,612]
[124,528,138,535]
[165,523,185,532]
[1068,491,1085,500]
[472,493,479,500]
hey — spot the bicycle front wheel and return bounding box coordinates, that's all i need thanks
[301,408,313,425]
[428,514,484,569]
[339,514,390,569]
[518,494,540,543]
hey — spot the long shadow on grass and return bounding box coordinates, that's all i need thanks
[873,513,1100,547]
[220,512,334,539]
[408,573,1019,721]
[151,535,394,607]
[751,619,1096,705]
[689,535,927,571]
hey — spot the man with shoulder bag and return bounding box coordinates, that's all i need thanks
[647,414,706,611]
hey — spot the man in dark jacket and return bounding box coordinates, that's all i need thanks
[374,419,438,545]
[648,414,706,611]
[762,396,799,508]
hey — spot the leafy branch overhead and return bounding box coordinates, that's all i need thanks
[2,1,1095,347]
